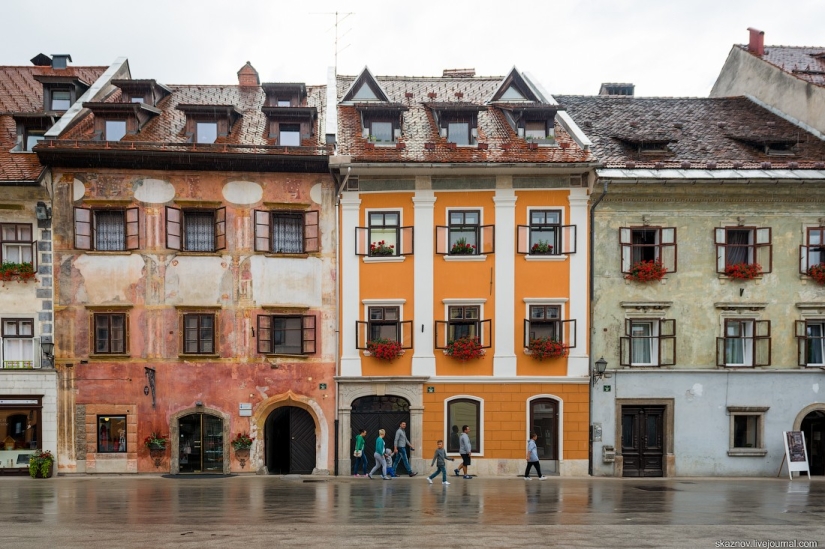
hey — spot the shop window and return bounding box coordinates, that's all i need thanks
[93,313,128,355]
[1,318,34,369]
[257,314,316,355]
[445,398,481,454]
[74,208,139,251]
[97,415,127,453]
[253,209,319,254]
[0,399,41,451]
[166,207,226,252]
[183,313,215,354]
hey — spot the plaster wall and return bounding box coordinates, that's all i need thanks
[711,46,825,135]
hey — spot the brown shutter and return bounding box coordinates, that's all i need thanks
[755,227,772,273]
[659,318,676,366]
[257,315,271,354]
[399,320,413,350]
[559,224,576,254]
[303,210,319,253]
[165,206,181,250]
[479,318,492,348]
[124,313,130,356]
[254,210,271,252]
[796,320,808,367]
[302,314,316,354]
[125,207,140,250]
[524,318,531,347]
[620,228,632,273]
[214,207,226,251]
[356,320,368,349]
[434,320,448,349]
[30,241,38,270]
[660,227,677,273]
[560,318,576,348]
[74,207,92,250]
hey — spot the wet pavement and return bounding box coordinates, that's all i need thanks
[3,475,825,548]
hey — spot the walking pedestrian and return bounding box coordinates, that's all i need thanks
[393,421,417,477]
[426,439,455,485]
[368,429,391,480]
[524,432,547,480]
[352,428,368,477]
[455,425,472,479]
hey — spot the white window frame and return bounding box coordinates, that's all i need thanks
[525,207,568,261]
[444,395,484,457]
[442,207,487,261]
[727,406,769,457]
[442,298,486,346]
[1,317,39,370]
[629,319,659,366]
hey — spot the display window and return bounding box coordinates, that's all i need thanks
[97,415,127,453]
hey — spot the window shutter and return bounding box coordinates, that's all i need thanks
[716,337,726,367]
[89,313,95,356]
[715,228,726,273]
[165,206,181,250]
[754,319,771,367]
[399,320,413,350]
[796,320,808,367]
[125,207,140,250]
[399,226,414,256]
[30,241,38,270]
[800,244,809,274]
[480,225,495,254]
[254,210,271,252]
[355,320,368,349]
[620,337,631,367]
[559,224,577,254]
[355,227,369,256]
[560,318,576,348]
[620,228,631,273]
[660,227,677,272]
[74,207,92,250]
[659,319,676,366]
[301,314,316,354]
[755,227,772,273]
[303,210,319,253]
[435,226,449,255]
[214,207,226,251]
[257,315,271,354]
[524,318,531,347]
[434,320,448,349]
[124,313,130,356]
[517,225,529,255]
[479,318,492,348]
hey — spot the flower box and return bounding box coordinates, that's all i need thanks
[528,338,568,361]
[0,262,36,285]
[445,337,485,362]
[366,338,403,361]
[450,238,477,255]
[231,432,254,451]
[724,262,762,280]
[625,260,667,282]
[808,263,825,285]
[369,240,395,256]
[530,240,554,255]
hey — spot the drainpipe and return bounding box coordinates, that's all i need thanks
[588,175,608,476]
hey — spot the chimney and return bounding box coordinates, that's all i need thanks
[442,68,475,78]
[747,27,765,56]
[51,54,72,70]
[237,61,260,87]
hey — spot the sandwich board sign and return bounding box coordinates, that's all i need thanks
[781,431,811,480]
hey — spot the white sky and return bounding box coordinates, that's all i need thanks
[1,0,823,97]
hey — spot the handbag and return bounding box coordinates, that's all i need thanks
[353,450,362,457]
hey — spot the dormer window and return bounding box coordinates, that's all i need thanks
[83,101,162,142]
[277,99,291,107]
[51,90,71,111]
[448,120,471,145]
[196,122,218,144]
[176,104,242,145]
[279,124,301,146]
[105,120,127,142]
[430,105,483,147]
[130,97,144,104]
[356,104,406,145]
[766,142,795,156]
[13,114,50,152]
[111,79,172,108]
[525,121,550,139]
[25,130,45,151]
[639,141,670,154]
[370,121,393,143]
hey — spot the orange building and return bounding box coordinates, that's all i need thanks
[333,68,595,476]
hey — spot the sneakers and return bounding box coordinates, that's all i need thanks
[454,469,460,477]
[442,481,450,485]
[427,477,432,484]
[539,476,547,480]
[382,476,390,480]
[524,476,531,480]
[463,475,472,479]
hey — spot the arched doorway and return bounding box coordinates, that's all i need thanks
[265,406,316,474]
[529,397,559,475]
[801,410,825,475]
[178,412,224,474]
[350,396,410,473]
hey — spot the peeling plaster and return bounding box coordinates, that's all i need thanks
[686,383,704,401]
[72,179,85,202]
[134,179,175,204]
[247,256,322,307]
[223,181,263,205]
[74,254,145,303]
[165,256,228,304]
[815,383,820,394]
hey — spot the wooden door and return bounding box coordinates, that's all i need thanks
[621,406,664,477]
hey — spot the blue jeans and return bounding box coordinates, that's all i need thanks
[393,447,412,474]
[429,465,446,482]
[352,451,368,475]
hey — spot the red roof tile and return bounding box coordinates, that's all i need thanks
[740,45,825,88]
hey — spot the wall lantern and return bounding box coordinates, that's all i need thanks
[41,341,55,368]
[35,201,52,221]
[592,357,608,386]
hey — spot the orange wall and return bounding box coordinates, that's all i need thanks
[421,383,589,461]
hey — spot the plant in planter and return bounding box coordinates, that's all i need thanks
[445,337,484,362]
[528,338,568,360]
[0,261,36,285]
[369,240,395,256]
[231,432,254,469]
[366,338,403,361]
[29,450,53,478]
[450,238,477,255]
[724,262,762,280]
[530,240,554,255]
[144,431,169,450]
[625,259,667,282]
[808,263,825,285]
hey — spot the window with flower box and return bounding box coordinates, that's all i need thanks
[517,210,576,255]
[716,319,770,367]
[254,210,319,254]
[796,320,825,366]
[0,223,36,266]
[1,319,34,369]
[620,227,676,274]
[257,314,316,355]
[523,305,576,352]
[355,211,413,257]
[435,305,492,351]
[74,208,139,251]
[715,227,771,274]
[355,306,413,352]
[620,319,675,367]
[166,207,226,253]
[436,210,494,256]
[799,227,825,275]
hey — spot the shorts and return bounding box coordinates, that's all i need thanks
[461,453,471,466]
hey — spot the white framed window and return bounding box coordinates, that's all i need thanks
[435,299,491,350]
[444,396,483,456]
[620,318,676,367]
[354,210,414,257]
[795,318,825,366]
[436,208,494,256]
[620,226,677,273]
[1,318,35,369]
[727,406,768,456]
[0,223,34,264]
[716,318,770,367]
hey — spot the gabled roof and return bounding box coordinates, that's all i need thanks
[739,45,825,88]
[556,95,825,170]
[487,67,543,103]
[340,67,391,103]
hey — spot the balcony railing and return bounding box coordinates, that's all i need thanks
[3,360,35,369]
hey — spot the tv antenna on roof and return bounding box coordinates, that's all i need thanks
[312,11,354,75]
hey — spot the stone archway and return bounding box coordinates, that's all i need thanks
[169,406,231,475]
[793,403,825,475]
[251,390,329,474]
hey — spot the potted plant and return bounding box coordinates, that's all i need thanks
[0,261,36,285]
[808,263,825,285]
[450,238,477,255]
[29,450,54,478]
[445,337,485,362]
[366,338,403,361]
[530,240,554,255]
[625,259,668,282]
[369,240,395,256]
[231,432,254,468]
[144,431,168,451]
[724,262,762,280]
[528,338,567,360]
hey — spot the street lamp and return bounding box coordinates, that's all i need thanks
[592,357,607,386]
[35,201,51,221]
[41,341,54,368]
